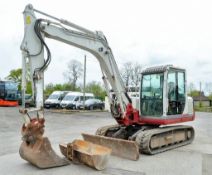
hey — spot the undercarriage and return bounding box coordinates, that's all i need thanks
[96,124,195,154]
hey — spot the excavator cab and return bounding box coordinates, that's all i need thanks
[140,65,194,125]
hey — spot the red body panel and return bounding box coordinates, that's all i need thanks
[116,103,195,126]
[140,114,195,125]
[0,99,18,107]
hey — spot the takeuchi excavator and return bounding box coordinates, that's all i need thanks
[19,4,195,169]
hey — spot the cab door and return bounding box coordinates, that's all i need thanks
[167,69,186,115]
[140,73,164,116]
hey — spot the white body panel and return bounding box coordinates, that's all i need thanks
[187,96,194,115]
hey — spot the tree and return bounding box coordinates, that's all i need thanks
[85,81,106,100]
[188,90,200,97]
[44,83,81,97]
[120,61,142,87]
[204,82,212,96]
[6,68,32,94]
[188,82,196,94]
[205,82,212,100]
[63,59,83,90]
[44,83,54,96]
[208,93,212,100]
[131,63,142,87]
[26,81,32,94]
[6,68,22,89]
[120,62,133,87]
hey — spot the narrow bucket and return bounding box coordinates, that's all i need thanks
[19,137,69,169]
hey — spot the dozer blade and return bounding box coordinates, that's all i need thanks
[59,140,111,170]
[82,133,139,161]
[19,137,69,169]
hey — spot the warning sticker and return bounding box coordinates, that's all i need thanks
[26,16,31,24]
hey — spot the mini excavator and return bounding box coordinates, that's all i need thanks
[19,4,195,169]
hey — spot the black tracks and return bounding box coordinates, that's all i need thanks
[96,125,195,155]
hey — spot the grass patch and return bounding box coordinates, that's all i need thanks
[194,106,212,112]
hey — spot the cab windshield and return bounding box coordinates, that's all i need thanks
[140,73,163,116]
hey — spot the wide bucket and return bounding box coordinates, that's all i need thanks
[59,140,111,170]
[19,137,69,169]
[82,133,139,160]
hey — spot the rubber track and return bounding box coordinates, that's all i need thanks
[95,124,120,136]
[135,125,195,155]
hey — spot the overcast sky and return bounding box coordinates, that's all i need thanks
[0,0,212,90]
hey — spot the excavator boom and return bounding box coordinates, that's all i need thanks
[20,4,138,169]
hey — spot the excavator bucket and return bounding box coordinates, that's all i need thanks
[19,118,69,169]
[82,133,139,161]
[19,137,69,168]
[59,140,111,170]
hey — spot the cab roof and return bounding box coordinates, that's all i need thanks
[141,65,185,74]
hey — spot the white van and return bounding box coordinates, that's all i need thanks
[60,92,94,109]
[44,91,69,108]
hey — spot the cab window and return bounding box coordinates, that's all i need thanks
[167,70,185,115]
[140,73,164,116]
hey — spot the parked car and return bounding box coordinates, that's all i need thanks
[24,94,35,107]
[83,99,104,110]
[75,93,94,109]
[44,91,69,109]
[60,92,94,109]
[18,94,35,108]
